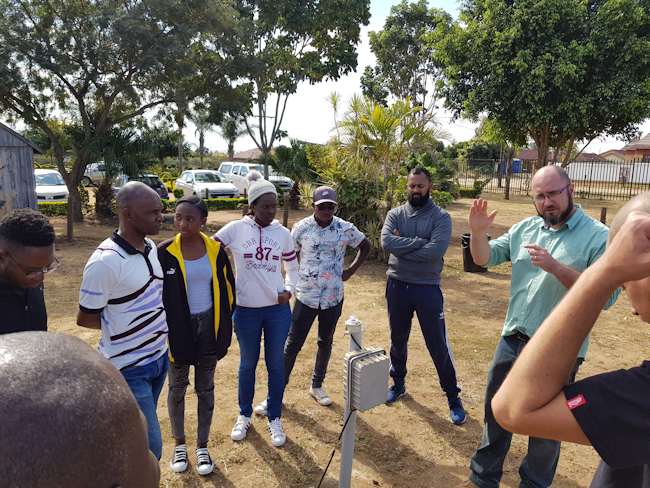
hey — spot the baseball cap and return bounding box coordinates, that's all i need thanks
[313,186,337,205]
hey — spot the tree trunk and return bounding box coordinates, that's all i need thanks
[504,150,514,200]
[536,125,550,170]
[68,185,84,221]
[178,128,184,173]
[497,144,504,188]
[228,142,234,160]
[199,133,204,169]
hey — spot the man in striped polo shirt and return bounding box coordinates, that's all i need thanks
[78,182,169,460]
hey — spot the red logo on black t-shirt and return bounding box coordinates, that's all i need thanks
[566,394,586,410]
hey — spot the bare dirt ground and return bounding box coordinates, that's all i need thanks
[45,194,645,487]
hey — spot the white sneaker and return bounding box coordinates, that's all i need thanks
[170,444,188,473]
[268,417,286,447]
[195,447,214,476]
[254,399,268,416]
[309,386,332,406]
[231,415,252,441]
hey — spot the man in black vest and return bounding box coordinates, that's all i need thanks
[0,208,57,334]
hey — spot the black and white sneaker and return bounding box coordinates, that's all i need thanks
[195,447,214,476]
[170,444,188,473]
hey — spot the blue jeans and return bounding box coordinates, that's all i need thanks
[234,303,292,420]
[385,278,461,396]
[121,353,169,460]
[470,335,583,488]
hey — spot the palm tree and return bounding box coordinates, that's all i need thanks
[219,115,248,160]
[189,105,214,169]
[335,95,452,217]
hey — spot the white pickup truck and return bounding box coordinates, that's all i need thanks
[217,162,293,195]
[81,162,105,186]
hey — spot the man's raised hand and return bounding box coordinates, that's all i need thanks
[469,199,498,233]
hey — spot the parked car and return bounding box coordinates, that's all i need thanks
[175,170,239,199]
[217,162,293,195]
[113,174,169,199]
[82,162,105,186]
[34,169,69,202]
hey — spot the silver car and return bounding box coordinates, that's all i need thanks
[175,170,240,199]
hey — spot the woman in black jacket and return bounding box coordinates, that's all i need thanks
[158,196,235,476]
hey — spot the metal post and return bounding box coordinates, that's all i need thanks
[339,316,364,488]
[282,192,289,228]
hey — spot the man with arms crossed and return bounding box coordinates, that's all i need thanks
[77,182,169,460]
[458,166,619,488]
[0,208,58,334]
[381,167,466,425]
[493,191,650,488]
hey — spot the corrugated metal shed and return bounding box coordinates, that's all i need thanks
[0,122,45,217]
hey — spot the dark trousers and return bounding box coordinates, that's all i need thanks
[470,334,583,488]
[283,298,344,388]
[385,278,461,396]
[167,307,218,446]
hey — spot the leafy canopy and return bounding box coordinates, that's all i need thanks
[362,0,451,112]
[0,0,243,202]
[234,0,371,163]
[433,0,650,166]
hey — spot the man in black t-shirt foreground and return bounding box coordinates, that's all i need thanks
[0,208,57,334]
[492,191,650,488]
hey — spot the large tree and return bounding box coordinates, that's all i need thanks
[235,0,371,177]
[0,0,242,227]
[433,0,650,168]
[361,0,451,114]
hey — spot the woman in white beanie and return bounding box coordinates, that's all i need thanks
[213,170,298,447]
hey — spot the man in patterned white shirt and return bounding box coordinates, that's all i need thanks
[281,186,370,406]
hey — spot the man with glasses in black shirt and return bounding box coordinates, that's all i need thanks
[0,208,58,334]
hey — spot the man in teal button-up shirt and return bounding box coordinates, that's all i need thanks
[457,166,620,488]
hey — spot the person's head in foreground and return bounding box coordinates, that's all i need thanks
[0,332,160,488]
[530,165,574,228]
[0,208,57,289]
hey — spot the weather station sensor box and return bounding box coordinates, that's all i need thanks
[343,347,390,412]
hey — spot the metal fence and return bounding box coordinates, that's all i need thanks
[453,158,650,200]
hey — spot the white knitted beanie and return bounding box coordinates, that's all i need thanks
[247,170,277,204]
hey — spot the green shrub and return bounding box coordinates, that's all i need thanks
[39,197,247,217]
[78,184,91,214]
[204,198,248,211]
[38,202,69,217]
[459,188,481,199]
[173,188,184,199]
[432,191,454,208]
